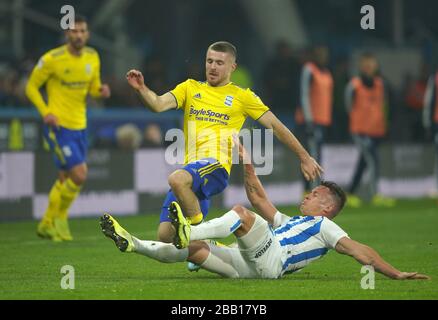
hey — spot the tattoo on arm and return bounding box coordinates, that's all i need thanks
[244,164,265,198]
[245,181,258,194]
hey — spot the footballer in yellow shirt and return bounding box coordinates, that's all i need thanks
[170,79,270,174]
[123,41,322,246]
[26,15,110,242]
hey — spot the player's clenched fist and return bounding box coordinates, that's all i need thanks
[43,113,59,128]
[126,69,146,90]
[99,84,111,98]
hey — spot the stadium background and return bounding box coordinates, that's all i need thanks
[0,0,437,220]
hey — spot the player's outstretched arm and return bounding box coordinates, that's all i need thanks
[335,237,430,280]
[234,136,277,224]
[126,69,177,113]
[257,111,323,181]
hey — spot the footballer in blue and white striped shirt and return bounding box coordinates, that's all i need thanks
[101,140,430,280]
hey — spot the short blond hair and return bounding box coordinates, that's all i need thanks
[208,41,237,60]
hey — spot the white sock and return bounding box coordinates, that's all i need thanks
[132,238,188,263]
[200,251,239,278]
[191,210,241,241]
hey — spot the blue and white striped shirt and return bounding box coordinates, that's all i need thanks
[273,214,348,276]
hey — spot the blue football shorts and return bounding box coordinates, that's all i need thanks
[159,157,229,223]
[43,125,88,171]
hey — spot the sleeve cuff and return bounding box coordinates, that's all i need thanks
[169,91,179,109]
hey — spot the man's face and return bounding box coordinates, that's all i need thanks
[315,47,329,66]
[360,58,378,77]
[300,186,333,216]
[66,22,89,50]
[205,49,236,86]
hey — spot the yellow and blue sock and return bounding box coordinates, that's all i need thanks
[186,212,203,225]
[41,180,62,225]
[58,178,81,220]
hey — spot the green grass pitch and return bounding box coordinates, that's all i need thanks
[1,199,437,300]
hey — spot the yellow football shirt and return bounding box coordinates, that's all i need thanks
[26,45,102,130]
[170,79,270,173]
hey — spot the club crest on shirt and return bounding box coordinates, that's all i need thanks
[85,64,92,75]
[224,95,234,107]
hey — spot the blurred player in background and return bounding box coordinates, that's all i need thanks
[100,139,429,281]
[296,45,333,193]
[26,15,111,241]
[344,53,395,207]
[423,69,438,199]
[126,41,323,245]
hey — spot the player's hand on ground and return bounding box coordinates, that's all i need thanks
[43,113,59,128]
[233,134,251,164]
[395,272,430,280]
[126,69,146,90]
[300,156,323,181]
[99,84,111,98]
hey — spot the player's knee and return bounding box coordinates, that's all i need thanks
[157,234,173,243]
[157,223,174,243]
[157,231,173,243]
[232,204,246,214]
[70,170,87,185]
[232,205,254,221]
[188,240,210,264]
[75,174,87,186]
[168,170,192,191]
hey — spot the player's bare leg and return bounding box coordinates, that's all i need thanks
[187,240,239,278]
[157,222,174,243]
[187,241,210,264]
[68,163,88,187]
[229,205,255,237]
[158,169,201,243]
[168,169,202,219]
